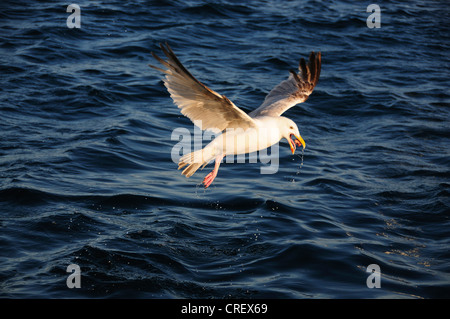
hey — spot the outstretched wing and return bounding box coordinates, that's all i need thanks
[249,51,321,118]
[150,42,256,133]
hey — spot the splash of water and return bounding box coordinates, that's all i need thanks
[295,148,305,176]
[195,181,206,197]
[288,148,304,183]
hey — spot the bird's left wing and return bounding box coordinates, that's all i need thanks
[249,51,321,118]
[150,43,256,133]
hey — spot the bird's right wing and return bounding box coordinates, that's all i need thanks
[150,43,256,133]
[249,51,321,118]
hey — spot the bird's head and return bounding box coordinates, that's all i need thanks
[280,117,305,154]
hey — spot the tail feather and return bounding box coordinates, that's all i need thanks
[178,149,211,178]
[182,163,202,178]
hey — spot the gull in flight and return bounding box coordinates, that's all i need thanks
[150,43,321,188]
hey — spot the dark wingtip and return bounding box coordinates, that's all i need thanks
[305,51,322,86]
[314,51,322,86]
[308,52,316,84]
[299,57,309,81]
[151,51,159,60]
[293,51,322,90]
[289,69,301,83]
[299,57,306,72]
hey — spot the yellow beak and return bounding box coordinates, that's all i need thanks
[289,134,306,154]
[296,134,306,150]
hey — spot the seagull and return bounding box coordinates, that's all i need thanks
[149,43,321,188]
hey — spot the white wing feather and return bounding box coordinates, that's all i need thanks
[150,43,256,133]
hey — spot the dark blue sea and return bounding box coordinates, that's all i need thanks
[1,0,449,299]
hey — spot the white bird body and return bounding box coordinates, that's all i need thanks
[150,43,321,188]
[178,116,299,180]
[209,116,285,157]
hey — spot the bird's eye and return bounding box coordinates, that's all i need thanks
[289,126,293,129]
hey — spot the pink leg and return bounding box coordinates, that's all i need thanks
[203,155,223,188]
